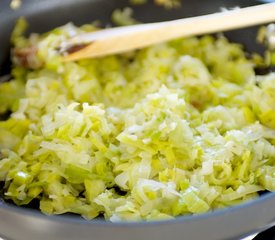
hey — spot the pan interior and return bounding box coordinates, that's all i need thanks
[0,0,274,221]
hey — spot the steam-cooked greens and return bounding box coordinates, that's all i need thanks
[0,19,274,221]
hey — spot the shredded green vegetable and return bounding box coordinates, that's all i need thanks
[112,7,140,26]
[0,18,274,221]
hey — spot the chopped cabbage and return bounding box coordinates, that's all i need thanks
[112,8,139,26]
[0,20,274,221]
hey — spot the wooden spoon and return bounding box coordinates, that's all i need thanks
[61,2,275,61]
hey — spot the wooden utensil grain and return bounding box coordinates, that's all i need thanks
[61,2,275,61]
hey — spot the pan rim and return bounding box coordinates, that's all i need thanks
[0,192,274,226]
[0,2,274,238]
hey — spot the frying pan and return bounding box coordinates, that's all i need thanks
[0,0,274,240]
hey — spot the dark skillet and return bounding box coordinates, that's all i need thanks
[0,1,274,240]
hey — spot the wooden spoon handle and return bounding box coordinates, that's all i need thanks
[63,2,275,61]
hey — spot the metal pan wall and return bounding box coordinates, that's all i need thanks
[0,1,274,239]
